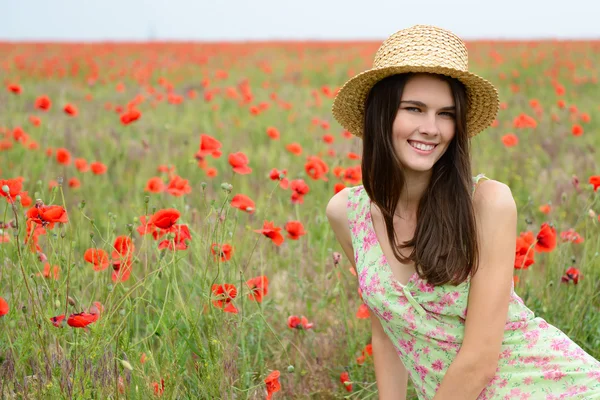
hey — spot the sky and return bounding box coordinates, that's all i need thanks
[2,0,600,41]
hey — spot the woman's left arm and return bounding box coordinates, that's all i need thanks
[432,180,517,400]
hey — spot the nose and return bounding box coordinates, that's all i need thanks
[418,112,441,136]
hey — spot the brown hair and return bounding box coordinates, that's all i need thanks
[361,73,478,286]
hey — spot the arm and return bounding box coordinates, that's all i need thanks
[326,189,408,400]
[432,180,517,399]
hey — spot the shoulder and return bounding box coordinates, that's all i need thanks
[472,179,517,220]
[325,186,353,222]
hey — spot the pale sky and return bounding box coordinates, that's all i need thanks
[2,0,600,41]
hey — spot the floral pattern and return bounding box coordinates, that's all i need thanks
[347,174,600,399]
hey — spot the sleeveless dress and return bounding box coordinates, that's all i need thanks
[347,174,600,399]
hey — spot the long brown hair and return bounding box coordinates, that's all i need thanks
[362,73,478,286]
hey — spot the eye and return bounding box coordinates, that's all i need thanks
[440,111,455,118]
[404,107,421,112]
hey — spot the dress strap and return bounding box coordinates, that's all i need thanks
[472,173,490,196]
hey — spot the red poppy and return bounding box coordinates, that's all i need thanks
[74,158,89,172]
[38,263,60,280]
[356,303,370,319]
[34,95,51,111]
[90,162,107,175]
[334,183,346,194]
[152,379,165,396]
[340,372,352,392]
[67,312,98,328]
[285,220,306,240]
[149,209,181,230]
[561,266,581,285]
[286,143,302,155]
[0,178,23,203]
[29,115,41,126]
[211,243,233,262]
[269,168,289,189]
[26,204,68,229]
[290,179,310,204]
[211,283,238,314]
[535,223,556,253]
[246,276,268,302]
[287,315,314,330]
[230,194,255,214]
[63,103,78,116]
[0,297,8,316]
[538,204,551,214]
[343,165,362,185]
[196,134,222,158]
[228,152,252,175]
[264,370,281,400]
[84,248,110,271]
[50,314,65,327]
[55,148,72,165]
[120,109,141,125]
[144,177,164,193]
[7,84,22,94]
[589,176,600,192]
[111,236,134,283]
[560,229,584,244]
[165,175,191,196]
[157,224,191,251]
[501,134,519,147]
[254,221,284,246]
[68,177,81,188]
[572,124,583,137]
[266,127,280,140]
[304,156,329,181]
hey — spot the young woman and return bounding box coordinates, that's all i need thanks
[326,25,600,399]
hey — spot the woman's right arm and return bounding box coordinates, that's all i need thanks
[325,188,409,400]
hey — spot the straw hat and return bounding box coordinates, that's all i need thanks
[331,25,499,138]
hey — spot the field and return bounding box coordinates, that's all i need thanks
[0,39,599,399]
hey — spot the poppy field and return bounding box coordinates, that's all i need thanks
[0,39,600,399]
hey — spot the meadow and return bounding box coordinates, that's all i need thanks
[0,39,599,399]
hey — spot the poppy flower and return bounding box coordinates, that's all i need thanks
[266,127,280,140]
[211,243,233,262]
[144,177,164,193]
[340,372,352,392]
[55,148,72,165]
[120,109,141,125]
[165,175,191,196]
[149,209,180,230]
[63,103,78,117]
[589,176,600,192]
[90,162,107,175]
[50,314,65,327]
[343,165,362,185]
[29,115,41,126]
[111,236,134,283]
[356,303,370,319]
[7,84,22,94]
[228,152,252,175]
[152,379,165,396]
[290,179,310,204]
[269,168,289,189]
[304,156,329,181]
[535,223,556,253]
[246,275,268,302]
[112,235,134,261]
[67,312,98,328]
[68,177,81,188]
[285,143,302,155]
[38,263,60,280]
[560,229,584,244]
[0,297,8,316]
[26,204,68,229]
[84,248,110,271]
[334,183,346,194]
[230,194,255,214]
[157,224,191,251]
[264,370,281,400]
[356,343,373,365]
[501,134,519,147]
[284,221,306,240]
[287,315,314,330]
[254,221,284,246]
[74,158,89,172]
[0,178,23,203]
[211,283,238,314]
[561,266,581,285]
[34,95,51,111]
[196,134,222,158]
[572,124,583,137]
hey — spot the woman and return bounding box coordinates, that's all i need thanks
[326,25,600,399]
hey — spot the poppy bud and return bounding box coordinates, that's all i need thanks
[220,182,233,192]
[68,296,76,306]
[15,195,21,202]
[1,185,8,193]
[201,182,207,190]
[287,365,295,373]
[120,360,133,371]
[55,299,61,308]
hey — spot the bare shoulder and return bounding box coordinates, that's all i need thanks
[472,179,517,218]
[325,187,351,223]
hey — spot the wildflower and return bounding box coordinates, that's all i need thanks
[254,221,284,246]
[63,103,78,116]
[211,243,233,262]
[561,267,581,285]
[230,194,255,214]
[535,223,556,253]
[501,134,519,147]
[50,314,65,327]
[287,315,314,330]
[285,143,302,155]
[55,148,72,165]
[515,231,536,269]
[228,152,252,174]
[0,297,8,316]
[196,134,222,158]
[145,177,165,193]
[67,312,98,328]
[304,156,328,181]
[356,303,370,319]
[589,176,600,192]
[340,371,352,392]
[246,276,268,302]
[560,229,584,244]
[34,95,52,111]
[84,248,110,271]
[26,203,68,229]
[211,283,238,314]
[90,162,107,175]
[264,370,281,400]
[284,220,306,240]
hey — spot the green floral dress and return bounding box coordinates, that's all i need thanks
[347,174,600,399]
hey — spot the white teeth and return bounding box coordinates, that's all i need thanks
[409,141,435,151]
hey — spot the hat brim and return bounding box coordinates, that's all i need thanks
[331,65,499,138]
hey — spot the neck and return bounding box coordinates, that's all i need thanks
[394,169,432,219]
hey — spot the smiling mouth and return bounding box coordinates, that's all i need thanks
[408,140,437,151]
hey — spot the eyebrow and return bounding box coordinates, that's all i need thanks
[400,100,455,111]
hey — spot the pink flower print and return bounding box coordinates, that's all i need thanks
[381,310,393,321]
[417,279,435,293]
[414,363,429,381]
[587,370,600,382]
[422,347,430,355]
[498,378,509,388]
[538,320,549,329]
[499,348,513,359]
[432,359,445,371]
[523,376,534,385]
[396,295,409,306]
[362,232,377,252]
[550,338,570,352]
[543,369,566,382]
[524,329,540,349]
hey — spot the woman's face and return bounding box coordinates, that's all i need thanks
[392,74,456,173]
